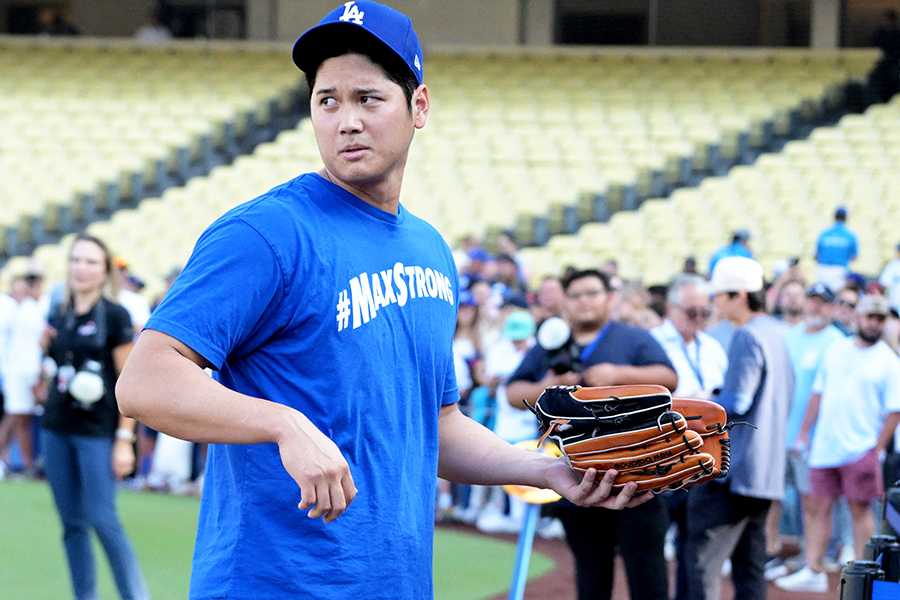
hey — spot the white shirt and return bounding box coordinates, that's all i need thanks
[880,257,900,313]
[484,337,536,443]
[810,338,900,468]
[118,289,151,333]
[0,296,45,379]
[650,319,728,399]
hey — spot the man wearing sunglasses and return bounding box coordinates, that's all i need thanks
[777,293,900,593]
[651,274,728,401]
[650,274,729,600]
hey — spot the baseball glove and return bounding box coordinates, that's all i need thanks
[528,385,736,495]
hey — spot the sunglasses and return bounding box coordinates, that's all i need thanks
[837,299,857,309]
[676,305,712,320]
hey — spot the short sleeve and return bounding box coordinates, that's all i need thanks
[107,303,134,349]
[717,329,764,416]
[509,344,550,383]
[632,329,675,369]
[145,216,285,369]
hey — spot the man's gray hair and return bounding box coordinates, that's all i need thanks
[667,274,711,305]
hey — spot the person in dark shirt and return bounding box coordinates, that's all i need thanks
[507,268,677,600]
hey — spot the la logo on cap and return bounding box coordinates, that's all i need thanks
[339,2,364,25]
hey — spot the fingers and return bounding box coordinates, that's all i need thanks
[574,468,652,510]
[296,469,357,522]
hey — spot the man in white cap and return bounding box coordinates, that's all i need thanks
[777,293,900,593]
[116,3,647,598]
[684,256,793,600]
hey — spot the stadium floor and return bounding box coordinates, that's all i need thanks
[437,522,841,600]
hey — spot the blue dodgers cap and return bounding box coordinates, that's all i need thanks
[292,1,423,85]
[806,282,835,302]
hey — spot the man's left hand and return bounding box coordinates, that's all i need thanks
[542,457,652,510]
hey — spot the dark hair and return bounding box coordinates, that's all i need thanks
[561,269,612,293]
[305,32,418,112]
[727,289,766,312]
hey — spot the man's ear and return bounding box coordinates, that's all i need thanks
[412,84,429,129]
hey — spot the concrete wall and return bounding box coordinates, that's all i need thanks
[556,0,761,46]
[70,0,154,37]
[271,0,520,45]
[3,0,888,49]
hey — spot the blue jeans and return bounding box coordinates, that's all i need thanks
[42,429,150,600]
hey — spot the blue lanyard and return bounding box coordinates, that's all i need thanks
[580,322,612,363]
[681,337,704,389]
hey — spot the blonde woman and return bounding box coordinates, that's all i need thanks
[40,234,149,600]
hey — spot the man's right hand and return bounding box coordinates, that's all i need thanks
[277,415,357,523]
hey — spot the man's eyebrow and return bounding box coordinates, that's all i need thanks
[315,86,383,96]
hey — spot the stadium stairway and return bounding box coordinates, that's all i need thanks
[0,36,308,265]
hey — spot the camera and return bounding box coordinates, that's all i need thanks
[536,317,583,374]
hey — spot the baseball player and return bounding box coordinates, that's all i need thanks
[116,3,647,599]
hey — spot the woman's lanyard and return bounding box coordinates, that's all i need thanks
[580,322,612,364]
[681,336,704,390]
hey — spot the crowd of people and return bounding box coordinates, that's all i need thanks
[1,215,900,599]
[438,217,900,599]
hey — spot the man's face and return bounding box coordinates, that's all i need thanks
[835,289,859,325]
[539,278,565,313]
[712,292,739,322]
[778,282,805,318]
[667,284,711,340]
[804,295,834,330]
[564,276,612,331]
[856,312,887,344]
[311,53,427,203]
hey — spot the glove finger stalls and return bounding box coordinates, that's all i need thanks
[616,452,717,494]
[564,412,688,456]
[568,429,703,473]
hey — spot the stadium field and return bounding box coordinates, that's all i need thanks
[0,479,554,599]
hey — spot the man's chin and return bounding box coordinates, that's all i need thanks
[858,330,883,345]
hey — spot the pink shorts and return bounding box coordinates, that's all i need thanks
[810,448,883,503]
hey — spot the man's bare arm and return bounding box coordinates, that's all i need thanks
[437,403,649,510]
[117,329,355,522]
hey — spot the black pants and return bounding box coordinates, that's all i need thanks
[666,491,689,600]
[557,495,669,600]
[684,481,771,600]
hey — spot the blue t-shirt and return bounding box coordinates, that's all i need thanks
[815,223,857,266]
[783,324,844,447]
[708,242,753,276]
[146,173,459,600]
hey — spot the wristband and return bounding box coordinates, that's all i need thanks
[115,428,136,443]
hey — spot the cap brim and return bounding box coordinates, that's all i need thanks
[292,22,398,78]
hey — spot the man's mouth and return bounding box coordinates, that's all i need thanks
[341,144,369,159]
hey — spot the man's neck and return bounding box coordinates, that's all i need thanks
[805,323,827,335]
[855,335,879,349]
[319,166,405,215]
[573,321,608,345]
[729,308,761,327]
[670,320,695,344]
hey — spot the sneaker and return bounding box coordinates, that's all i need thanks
[838,545,856,567]
[537,517,565,539]
[775,565,828,593]
[475,511,520,534]
[764,557,789,582]
[721,558,732,576]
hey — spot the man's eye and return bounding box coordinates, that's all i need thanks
[320,97,336,106]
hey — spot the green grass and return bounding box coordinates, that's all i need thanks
[0,480,554,599]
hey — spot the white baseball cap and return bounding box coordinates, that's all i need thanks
[710,256,764,294]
